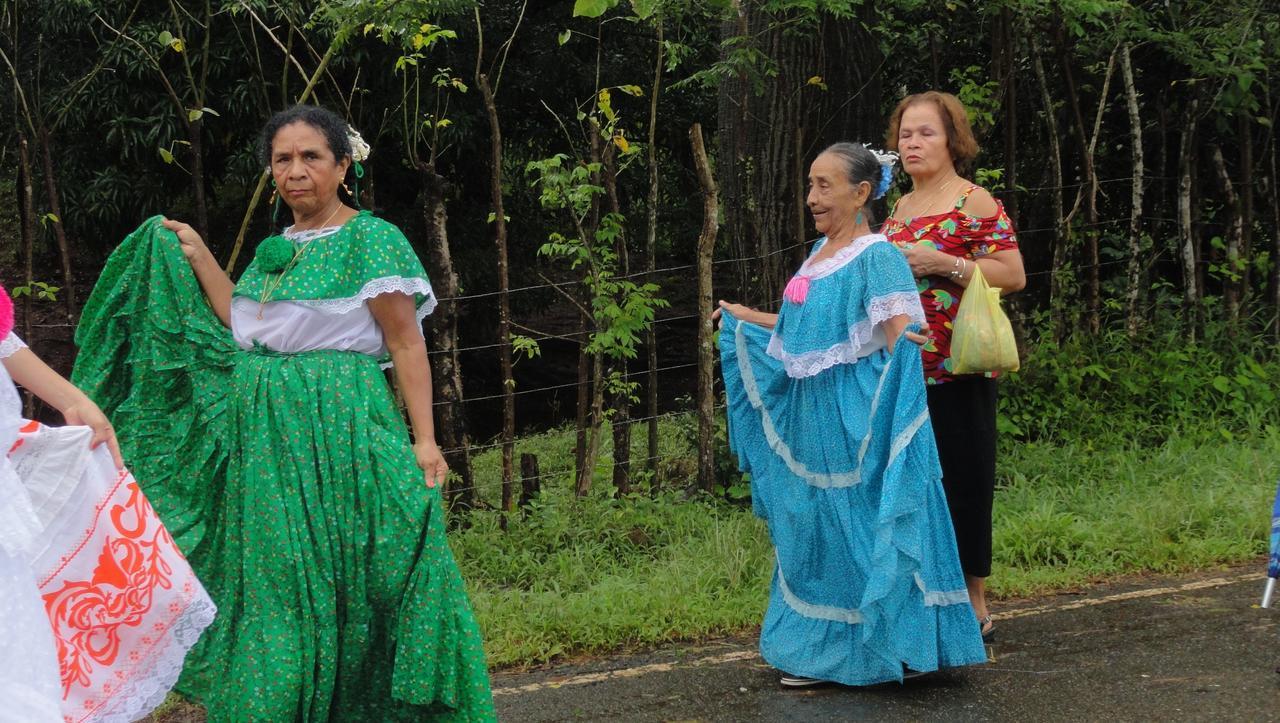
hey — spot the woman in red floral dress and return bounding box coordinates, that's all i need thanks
[881,91,1026,639]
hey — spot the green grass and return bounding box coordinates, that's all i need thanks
[452,418,1280,669]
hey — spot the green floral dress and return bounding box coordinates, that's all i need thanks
[71,213,495,722]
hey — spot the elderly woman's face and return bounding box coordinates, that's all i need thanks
[897,102,953,177]
[807,152,866,237]
[270,121,350,218]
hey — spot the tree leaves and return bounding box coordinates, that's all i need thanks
[573,0,616,18]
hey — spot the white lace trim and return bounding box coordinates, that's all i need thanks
[799,233,885,280]
[916,573,972,606]
[766,291,924,379]
[734,317,933,489]
[0,332,28,359]
[776,553,970,626]
[290,276,439,324]
[91,591,217,723]
[777,554,862,624]
[282,224,344,244]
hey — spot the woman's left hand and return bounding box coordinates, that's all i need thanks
[62,398,124,470]
[905,323,931,347]
[900,243,952,279]
[414,439,449,489]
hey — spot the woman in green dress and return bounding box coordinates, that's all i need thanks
[71,105,495,721]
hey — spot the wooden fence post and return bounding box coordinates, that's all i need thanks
[690,123,719,494]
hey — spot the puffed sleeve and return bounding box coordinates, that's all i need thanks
[858,241,926,328]
[335,215,438,323]
[0,332,27,359]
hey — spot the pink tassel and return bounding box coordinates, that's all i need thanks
[783,274,811,305]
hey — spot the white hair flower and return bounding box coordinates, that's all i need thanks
[348,127,371,162]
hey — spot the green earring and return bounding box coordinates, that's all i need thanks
[855,209,864,226]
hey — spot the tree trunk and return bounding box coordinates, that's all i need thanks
[1057,30,1113,334]
[1119,44,1145,339]
[574,310,590,483]
[1238,114,1254,300]
[1029,31,1067,337]
[1177,97,1200,342]
[997,7,1018,221]
[188,119,209,243]
[1268,83,1280,338]
[690,123,718,494]
[476,72,515,520]
[1211,145,1243,325]
[601,138,631,497]
[419,162,475,512]
[644,16,663,490]
[577,351,605,497]
[36,125,75,319]
[17,136,36,416]
[519,453,540,511]
[717,5,882,308]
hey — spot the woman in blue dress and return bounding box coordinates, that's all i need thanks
[714,142,987,687]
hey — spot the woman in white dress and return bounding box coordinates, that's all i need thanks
[0,284,215,723]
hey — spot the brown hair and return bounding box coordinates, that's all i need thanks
[885,91,980,174]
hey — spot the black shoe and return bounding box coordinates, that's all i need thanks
[979,614,996,641]
[779,674,827,687]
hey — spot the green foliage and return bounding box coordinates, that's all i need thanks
[11,281,60,301]
[528,154,669,361]
[999,319,1280,447]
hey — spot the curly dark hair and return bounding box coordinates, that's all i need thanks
[258,104,353,167]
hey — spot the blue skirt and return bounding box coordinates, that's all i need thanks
[720,313,987,685]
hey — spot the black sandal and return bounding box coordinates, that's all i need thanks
[979,614,996,641]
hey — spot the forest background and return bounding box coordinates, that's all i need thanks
[2,0,1279,668]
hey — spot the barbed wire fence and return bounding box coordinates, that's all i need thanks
[430,207,1202,509]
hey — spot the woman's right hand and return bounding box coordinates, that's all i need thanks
[161,218,207,261]
[711,300,751,323]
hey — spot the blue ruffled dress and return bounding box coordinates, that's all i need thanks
[720,233,987,685]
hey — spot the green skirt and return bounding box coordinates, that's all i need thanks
[71,218,495,721]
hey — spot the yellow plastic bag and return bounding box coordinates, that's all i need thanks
[950,264,1019,374]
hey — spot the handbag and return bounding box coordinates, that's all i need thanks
[950,263,1020,374]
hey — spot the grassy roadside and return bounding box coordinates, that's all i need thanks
[454,418,1280,668]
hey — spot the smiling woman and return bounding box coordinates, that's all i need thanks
[72,105,496,721]
[712,142,986,688]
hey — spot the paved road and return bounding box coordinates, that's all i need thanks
[492,565,1278,722]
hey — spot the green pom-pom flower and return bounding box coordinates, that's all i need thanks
[255,235,296,273]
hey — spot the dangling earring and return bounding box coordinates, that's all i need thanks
[342,181,353,198]
[855,209,864,226]
[268,180,278,206]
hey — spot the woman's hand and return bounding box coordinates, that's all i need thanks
[414,439,448,489]
[712,300,779,330]
[900,243,955,279]
[905,323,931,347]
[62,397,124,470]
[161,218,209,262]
[711,300,752,323]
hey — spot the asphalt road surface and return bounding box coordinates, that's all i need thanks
[492,564,1276,722]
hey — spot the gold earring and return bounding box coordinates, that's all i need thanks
[342,182,353,197]
[268,187,278,205]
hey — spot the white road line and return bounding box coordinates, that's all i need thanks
[493,650,760,696]
[994,572,1256,620]
[492,571,1259,697]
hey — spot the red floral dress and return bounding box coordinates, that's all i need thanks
[882,185,1019,385]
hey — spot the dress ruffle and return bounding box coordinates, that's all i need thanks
[72,217,495,721]
[721,312,986,685]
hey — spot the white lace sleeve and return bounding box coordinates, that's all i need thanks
[0,332,28,359]
[866,291,925,326]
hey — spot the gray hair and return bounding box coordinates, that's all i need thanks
[819,142,883,196]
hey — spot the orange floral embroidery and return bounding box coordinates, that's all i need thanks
[42,482,178,695]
